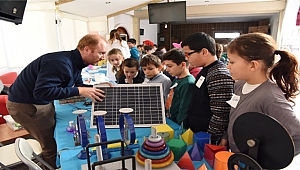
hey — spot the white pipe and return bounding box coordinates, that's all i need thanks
[94,134,103,161]
[144,159,152,170]
[151,126,157,137]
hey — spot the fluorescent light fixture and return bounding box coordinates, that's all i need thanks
[215,32,240,39]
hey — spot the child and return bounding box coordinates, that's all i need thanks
[140,54,172,102]
[107,48,124,82]
[182,32,234,144]
[137,44,144,57]
[118,58,144,84]
[221,33,300,155]
[162,48,195,127]
[153,50,176,81]
[127,38,139,60]
[106,29,130,82]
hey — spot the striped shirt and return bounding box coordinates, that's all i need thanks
[187,60,234,142]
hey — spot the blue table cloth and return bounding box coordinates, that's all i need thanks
[54,101,211,170]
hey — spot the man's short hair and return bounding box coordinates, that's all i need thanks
[127,38,136,44]
[182,32,216,56]
[162,48,188,66]
[140,54,161,68]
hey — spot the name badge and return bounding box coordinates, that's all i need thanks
[143,78,149,84]
[226,94,240,108]
[170,82,178,89]
[196,76,205,88]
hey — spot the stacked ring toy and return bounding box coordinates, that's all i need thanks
[136,130,174,168]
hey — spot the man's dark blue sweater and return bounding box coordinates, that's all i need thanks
[8,49,88,104]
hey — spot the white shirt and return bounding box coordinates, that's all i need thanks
[106,39,130,81]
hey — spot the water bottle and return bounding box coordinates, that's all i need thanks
[66,121,75,133]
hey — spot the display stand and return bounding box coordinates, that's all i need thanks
[85,139,136,170]
[119,108,136,155]
[94,111,111,160]
[74,110,91,159]
[228,112,294,169]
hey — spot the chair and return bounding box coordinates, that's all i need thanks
[0,72,17,86]
[14,138,54,170]
[0,95,8,124]
[0,139,42,168]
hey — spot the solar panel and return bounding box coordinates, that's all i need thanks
[90,83,166,128]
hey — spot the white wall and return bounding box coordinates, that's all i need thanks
[7,2,297,75]
[0,2,58,75]
[114,14,133,38]
[280,0,300,58]
[140,19,157,45]
[0,1,93,75]
[88,16,108,37]
[58,12,89,51]
[107,14,133,40]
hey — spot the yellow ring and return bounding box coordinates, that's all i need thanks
[136,151,174,168]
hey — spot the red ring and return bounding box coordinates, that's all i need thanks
[143,142,166,151]
[137,151,172,164]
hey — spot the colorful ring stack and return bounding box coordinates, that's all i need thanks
[136,134,174,168]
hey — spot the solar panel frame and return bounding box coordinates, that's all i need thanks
[90,83,166,128]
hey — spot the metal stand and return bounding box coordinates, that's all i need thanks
[86,139,136,170]
[94,111,111,160]
[77,114,91,159]
[228,112,294,169]
[119,108,136,156]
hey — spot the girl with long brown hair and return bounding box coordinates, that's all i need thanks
[221,33,300,156]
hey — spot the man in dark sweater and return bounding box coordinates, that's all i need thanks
[182,32,234,144]
[6,34,108,168]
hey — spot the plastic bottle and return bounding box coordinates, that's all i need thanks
[66,120,75,133]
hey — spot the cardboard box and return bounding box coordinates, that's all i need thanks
[257,25,269,33]
[259,19,269,26]
[248,26,258,33]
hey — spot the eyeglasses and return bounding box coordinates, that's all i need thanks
[185,50,201,57]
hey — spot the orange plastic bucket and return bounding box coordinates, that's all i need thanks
[214,151,234,170]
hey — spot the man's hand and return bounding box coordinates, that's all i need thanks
[78,87,105,102]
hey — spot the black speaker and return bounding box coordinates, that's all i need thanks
[0,0,27,25]
[140,29,144,35]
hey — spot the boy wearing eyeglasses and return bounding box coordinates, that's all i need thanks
[182,32,234,144]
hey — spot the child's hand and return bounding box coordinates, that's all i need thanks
[127,78,133,84]
[99,82,114,87]
[166,112,171,117]
[219,139,228,147]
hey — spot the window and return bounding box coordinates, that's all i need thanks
[214,32,240,39]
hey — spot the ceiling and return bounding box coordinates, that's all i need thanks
[29,0,285,23]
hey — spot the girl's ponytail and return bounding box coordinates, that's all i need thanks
[269,50,299,103]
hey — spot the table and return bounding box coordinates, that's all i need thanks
[54,101,211,170]
[81,67,109,84]
[0,123,30,145]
